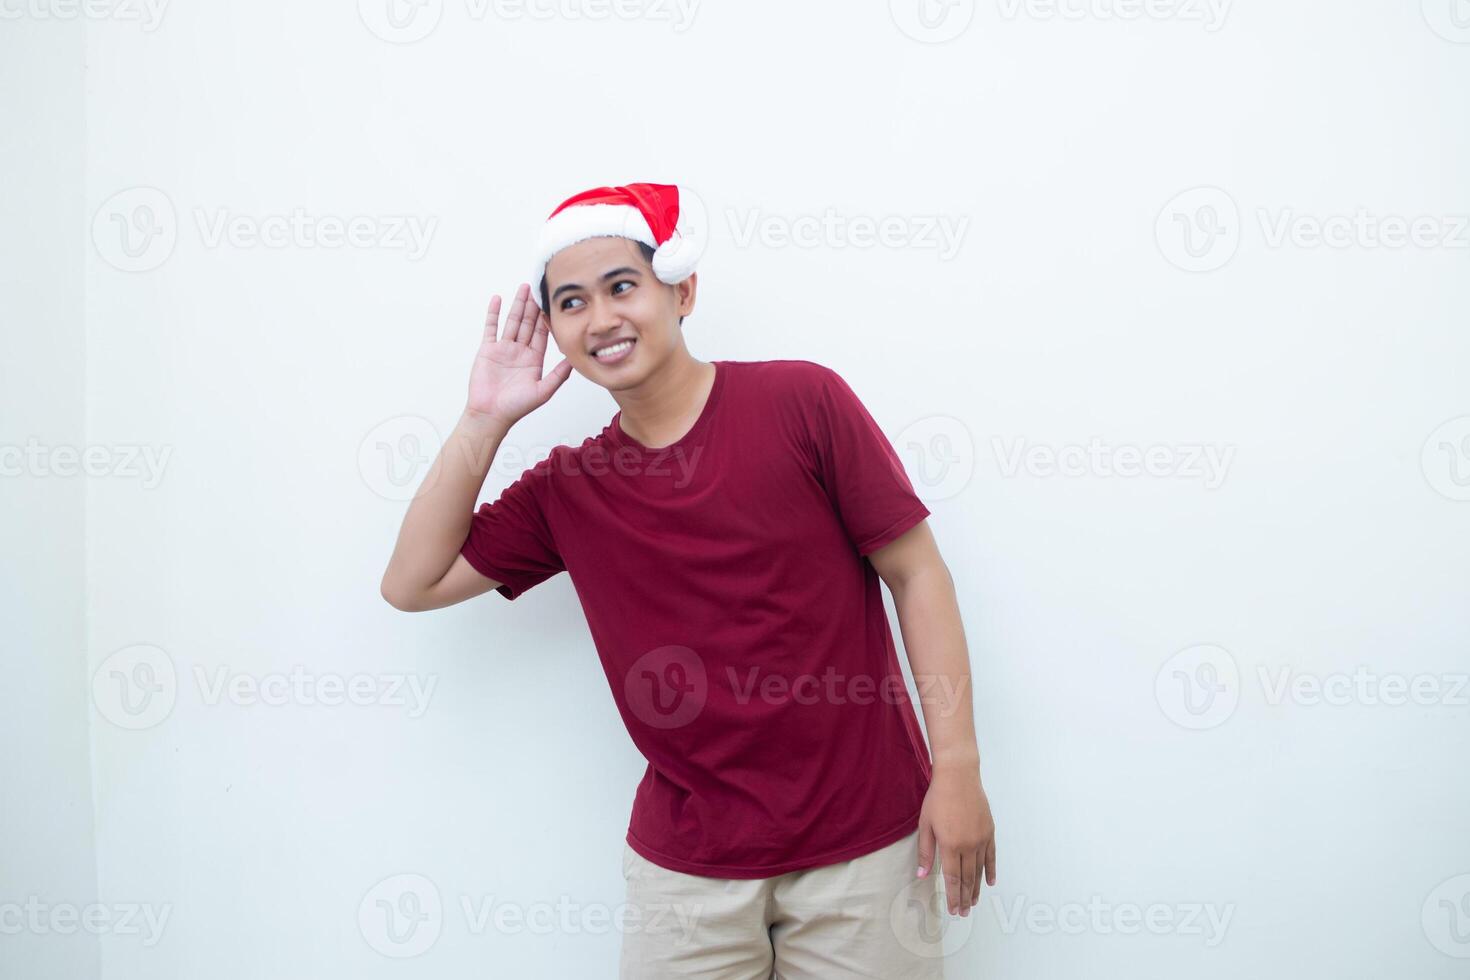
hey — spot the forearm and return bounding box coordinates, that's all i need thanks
[890,564,981,775]
[380,410,509,599]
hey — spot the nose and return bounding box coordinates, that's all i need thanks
[587,293,624,335]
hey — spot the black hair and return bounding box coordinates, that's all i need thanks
[540,239,685,326]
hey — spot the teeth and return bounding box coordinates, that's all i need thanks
[594,340,633,359]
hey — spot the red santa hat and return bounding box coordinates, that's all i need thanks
[529,182,703,311]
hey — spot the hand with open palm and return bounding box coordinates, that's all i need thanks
[466,283,574,427]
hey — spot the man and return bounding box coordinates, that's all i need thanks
[380,182,995,978]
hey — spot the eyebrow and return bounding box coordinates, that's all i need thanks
[550,266,642,302]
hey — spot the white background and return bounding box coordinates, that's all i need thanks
[4,0,1469,977]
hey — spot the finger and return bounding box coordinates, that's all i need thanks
[942,847,962,915]
[505,283,530,345]
[970,846,983,908]
[985,835,997,887]
[916,821,936,880]
[529,308,552,357]
[513,282,538,346]
[959,850,974,916]
[483,295,502,343]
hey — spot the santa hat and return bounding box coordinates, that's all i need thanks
[529,182,703,311]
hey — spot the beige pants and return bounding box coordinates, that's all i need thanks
[618,829,947,979]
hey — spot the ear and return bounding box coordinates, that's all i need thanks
[674,271,697,317]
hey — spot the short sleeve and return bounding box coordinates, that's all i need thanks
[807,366,931,556]
[459,452,565,600]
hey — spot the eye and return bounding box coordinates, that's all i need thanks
[560,296,585,312]
[613,280,635,295]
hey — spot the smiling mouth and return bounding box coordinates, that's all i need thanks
[592,338,636,361]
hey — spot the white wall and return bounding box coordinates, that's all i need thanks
[6,1,1469,977]
[0,14,101,980]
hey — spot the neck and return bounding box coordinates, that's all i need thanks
[614,352,716,449]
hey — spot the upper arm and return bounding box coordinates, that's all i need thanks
[866,517,947,594]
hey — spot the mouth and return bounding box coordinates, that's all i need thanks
[590,338,637,365]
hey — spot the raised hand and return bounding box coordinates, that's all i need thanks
[466,283,573,427]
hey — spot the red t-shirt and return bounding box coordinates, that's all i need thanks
[459,358,934,878]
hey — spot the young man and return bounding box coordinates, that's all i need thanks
[380,183,995,978]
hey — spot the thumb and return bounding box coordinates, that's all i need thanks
[538,357,574,400]
[916,820,937,879]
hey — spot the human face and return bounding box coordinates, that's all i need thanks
[542,236,696,388]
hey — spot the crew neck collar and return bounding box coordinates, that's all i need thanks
[608,360,725,455]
